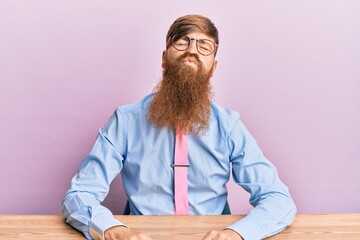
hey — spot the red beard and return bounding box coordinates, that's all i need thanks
[148,52,214,135]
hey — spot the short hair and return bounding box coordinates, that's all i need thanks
[166,14,219,55]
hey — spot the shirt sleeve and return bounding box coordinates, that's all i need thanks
[62,109,127,239]
[225,119,297,240]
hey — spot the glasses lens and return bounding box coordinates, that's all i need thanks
[172,35,190,51]
[197,39,215,56]
[171,35,216,56]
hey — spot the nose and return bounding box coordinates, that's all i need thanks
[185,39,198,54]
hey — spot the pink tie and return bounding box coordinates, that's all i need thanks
[173,131,190,215]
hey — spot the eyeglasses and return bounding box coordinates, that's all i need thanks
[171,35,217,56]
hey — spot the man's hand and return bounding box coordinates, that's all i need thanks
[104,226,153,240]
[202,229,244,240]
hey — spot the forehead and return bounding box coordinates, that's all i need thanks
[186,31,214,41]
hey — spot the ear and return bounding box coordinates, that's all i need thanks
[211,59,218,77]
[161,50,166,68]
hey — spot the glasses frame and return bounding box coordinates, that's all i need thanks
[171,35,218,56]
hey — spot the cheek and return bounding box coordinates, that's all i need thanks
[166,49,181,64]
[202,59,213,72]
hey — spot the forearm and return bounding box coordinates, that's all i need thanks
[226,194,296,239]
[62,192,124,239]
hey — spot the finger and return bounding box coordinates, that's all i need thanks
[212,230,241,240]
[135,232,154,240]
[202,230,219,240]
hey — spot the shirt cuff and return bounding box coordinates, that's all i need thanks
[89,213,126,240]
[225,215,265,240]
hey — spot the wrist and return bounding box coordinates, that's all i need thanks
[223,229,244,240]
[104,225,129,239]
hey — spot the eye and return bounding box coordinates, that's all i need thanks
[175,36,189,45]
[198,40,212,51]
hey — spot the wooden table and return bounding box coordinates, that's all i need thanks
[0,214,359,239]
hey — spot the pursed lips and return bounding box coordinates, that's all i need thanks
[182,57,198,65]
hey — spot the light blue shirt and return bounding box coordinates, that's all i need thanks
[62,94,296,240]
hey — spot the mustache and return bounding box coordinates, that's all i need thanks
[176,52,201,64]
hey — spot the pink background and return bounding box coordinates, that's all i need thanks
[0,1,359,214]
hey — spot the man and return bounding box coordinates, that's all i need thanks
[62,15,296,240]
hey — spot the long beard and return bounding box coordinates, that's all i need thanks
[147,53,214,135]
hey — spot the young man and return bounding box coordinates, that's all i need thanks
[62,15,296,240]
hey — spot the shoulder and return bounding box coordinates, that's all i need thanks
[211,101,240,124]
[102,94,154,139]
[209,101,245,140]
[103,94,153,129]
[115,93,154,115]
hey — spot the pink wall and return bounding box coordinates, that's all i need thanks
[0,1,359,214]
